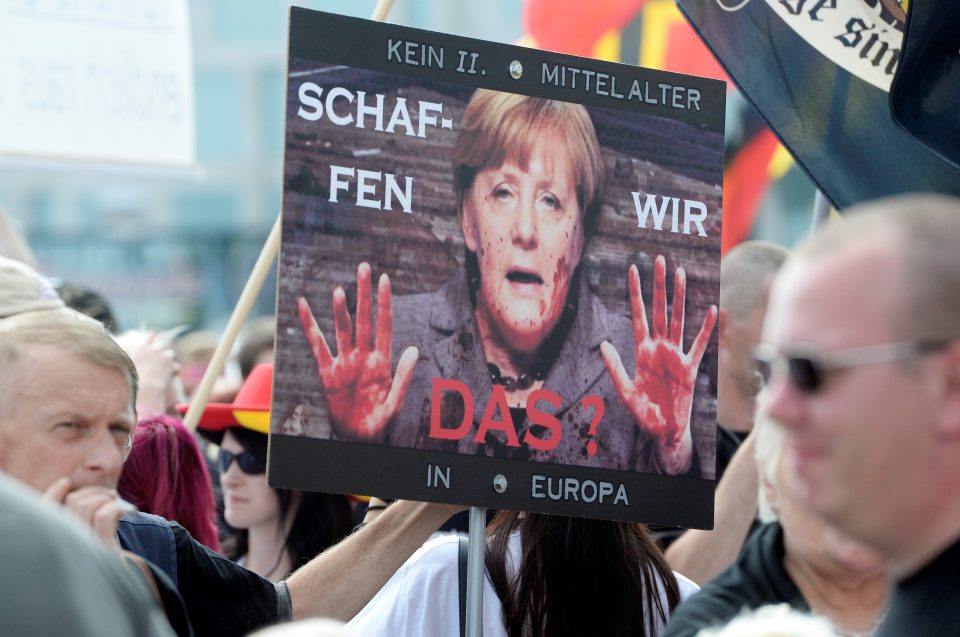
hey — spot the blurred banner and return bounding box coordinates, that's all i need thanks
[890,0,960,169]
[522,0,785,253]
[676,0,960,210]
[0,0,196,171]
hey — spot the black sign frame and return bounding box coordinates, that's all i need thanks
[270,7,724,527]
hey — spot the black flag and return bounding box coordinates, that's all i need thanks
[890,0,960,169]
[676,0,960,209]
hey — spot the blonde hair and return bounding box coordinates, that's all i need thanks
[752,390,785,523]
[453,89,606,238]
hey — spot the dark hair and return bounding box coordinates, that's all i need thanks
[237,316,276,380]
[119,415,221,551]
[485,511,680,637]
[54,282,118,333]
[222,427,354,575]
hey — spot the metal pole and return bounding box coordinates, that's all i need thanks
[465,506,486,637]
[809,189,831,235]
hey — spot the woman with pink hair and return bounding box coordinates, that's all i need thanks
[118,414,221,552]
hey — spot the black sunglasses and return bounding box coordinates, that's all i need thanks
[219,448,267,475]
[754,340,948,393]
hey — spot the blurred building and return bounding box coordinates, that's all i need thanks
[0,0,811,331]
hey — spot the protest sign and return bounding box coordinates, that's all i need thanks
[270,7,724,526]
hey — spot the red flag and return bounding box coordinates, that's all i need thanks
[721,129,779,255]
[633,0,727,82]
[521,0,786,251]
[523,0,647,56]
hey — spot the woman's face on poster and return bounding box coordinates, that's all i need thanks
[462,131,584,354]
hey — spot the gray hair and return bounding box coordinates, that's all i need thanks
[0,309,138,414]
[720,241,789,323]
[695,603,840,637]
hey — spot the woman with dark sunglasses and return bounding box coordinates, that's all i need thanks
[196,363,355,582]
[218,426,353,582]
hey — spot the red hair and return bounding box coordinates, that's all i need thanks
[118,414,221,552]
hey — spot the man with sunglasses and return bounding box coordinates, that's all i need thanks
[0,309,460,637]
[761,194,960,636]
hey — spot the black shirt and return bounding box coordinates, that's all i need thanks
[119,513,289,637]
[172,523,290,637]
[878,538,960,637]
[663,522,807,637]
[716,424,748,482]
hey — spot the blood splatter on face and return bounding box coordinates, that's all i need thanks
[462,133,584,356]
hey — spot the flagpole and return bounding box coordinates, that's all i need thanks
[183,216,280,430]
[809,189,830,235]
[183,0,396,430]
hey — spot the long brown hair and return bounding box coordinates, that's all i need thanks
[484,510,680,637]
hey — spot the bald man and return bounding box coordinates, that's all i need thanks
[715,241,789,477]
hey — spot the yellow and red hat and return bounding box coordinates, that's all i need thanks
[177,363,272,437]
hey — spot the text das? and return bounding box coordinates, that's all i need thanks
[429,378,605,454]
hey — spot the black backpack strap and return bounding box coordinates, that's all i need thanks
[458,535,469,637]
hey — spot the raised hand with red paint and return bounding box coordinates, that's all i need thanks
[297,262,419,440]
[600,255,717,475]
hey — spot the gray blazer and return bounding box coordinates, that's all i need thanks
[386,268,673,474]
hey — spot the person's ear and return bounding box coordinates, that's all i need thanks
[760,466,781,516]
[936,342,960,439]
[461,197,478,253]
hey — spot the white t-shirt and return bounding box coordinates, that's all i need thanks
[347,532,699,637]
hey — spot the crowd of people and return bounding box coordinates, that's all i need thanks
[3,117,960,635]
[1,191,957,637]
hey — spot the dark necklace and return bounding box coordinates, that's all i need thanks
[487,362,547,391]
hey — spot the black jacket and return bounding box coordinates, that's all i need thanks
[663,522,807,637]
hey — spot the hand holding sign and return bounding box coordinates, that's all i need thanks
[600,256,717,475]
[297,262,419,440]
